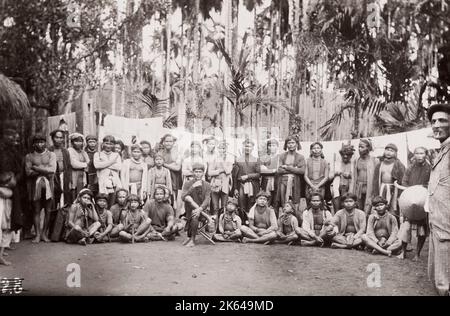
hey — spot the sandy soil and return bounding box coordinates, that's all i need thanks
[0,233,436,296]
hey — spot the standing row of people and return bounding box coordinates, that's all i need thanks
[1,102,448,298]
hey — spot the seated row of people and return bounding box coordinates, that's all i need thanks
[64,161,424,260]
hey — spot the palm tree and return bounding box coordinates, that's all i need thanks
[211,36,283,137]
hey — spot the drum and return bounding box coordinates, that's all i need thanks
[398,185,427,221]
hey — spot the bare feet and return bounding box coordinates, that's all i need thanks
[412,255,420,262]
[41,235,50,243]
[396,252,405,260]
[31,236,40,244]
[387,250,392,257]
[241,237,249,244]
[78,238,87,246]
[24,230,36,240]
[185,240,195,247]
[331,243,348,249]
[301,240,317,247]
[182,238,191,246]
[0,257,12,266]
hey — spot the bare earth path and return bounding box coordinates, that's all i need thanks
[0,235,436,296]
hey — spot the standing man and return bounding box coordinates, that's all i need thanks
[427,103,450,296]
[330,143,355,213]
[49,129,72,207]
[372,144,406,219]
[349,139,379,215]
[25,135,57,243]
[85,135,99,196]
[275,136,306,215]
[232,138,261,219]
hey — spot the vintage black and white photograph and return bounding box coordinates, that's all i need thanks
[0,0,449,298]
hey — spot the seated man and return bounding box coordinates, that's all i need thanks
[361,196,401,257]
[330,193,366,250]
[180,163,212,247]
[213,197,242,242]
[65,189,101,246]
[301,192,335,247]
[275,201,309,245]
[241,191,278,244]
[118,194,152,243]
[93,193,113,243]
[143,185,182,241]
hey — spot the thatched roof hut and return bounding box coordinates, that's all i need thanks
[0,73,30,119]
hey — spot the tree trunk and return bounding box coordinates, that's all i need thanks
[353,104,360,139]
[191,0,200,126]
[268,2,274,96]
[232,0,239,61]
[164,1,172,119]
[178,7,186,129]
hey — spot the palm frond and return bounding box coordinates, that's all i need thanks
[137,88,169,115]
[163,112,177,128]
[375,100,427,134]
[319,103,354,140]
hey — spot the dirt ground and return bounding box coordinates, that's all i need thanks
[0,233,436,296]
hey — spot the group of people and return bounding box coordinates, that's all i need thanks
[0,103,449,296]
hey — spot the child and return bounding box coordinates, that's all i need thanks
[143,185,182,241]
[276,202,304,245]
[25,134,57,243]
[240,191,278,244]
[121,144,148,202]
[65,189,101,246]
[180,162,212,247]
[301,192,335,247]
[213,197,242,242]
[93,193,113,243]
[330,193,366,250]
[148,154,172,199]
[0,171,15,265]
[109,188,128,238]
[361,196,401,257]
[118,194,152,243]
